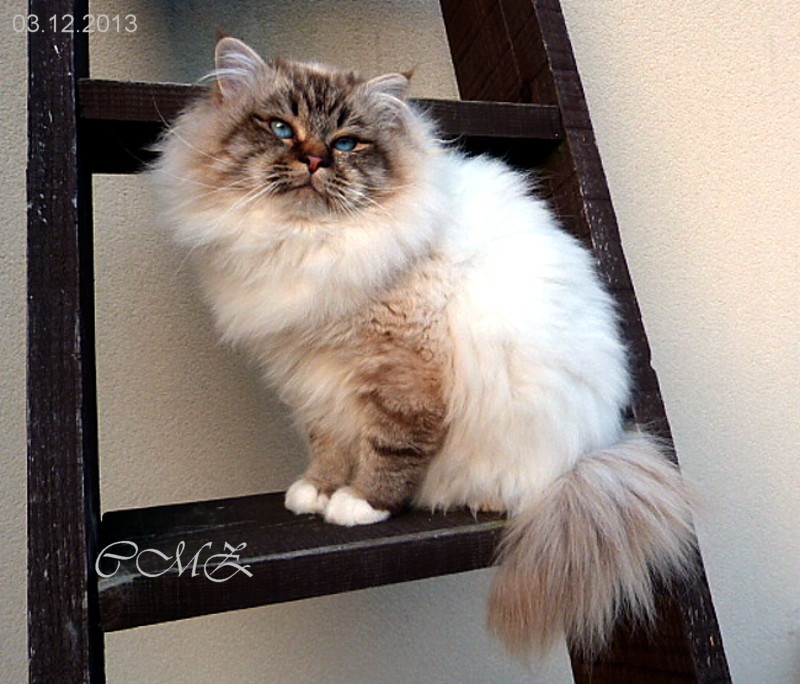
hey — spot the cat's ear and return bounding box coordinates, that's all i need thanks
[364,72,411,102]
[214,37,266,99]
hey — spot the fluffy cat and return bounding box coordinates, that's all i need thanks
[154,37,696,658]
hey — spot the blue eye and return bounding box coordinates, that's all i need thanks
[332,137,358,152]
[269,120,294,139]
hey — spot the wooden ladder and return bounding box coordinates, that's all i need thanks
[27,1,731,681]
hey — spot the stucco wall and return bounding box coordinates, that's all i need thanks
[2,1,798,682]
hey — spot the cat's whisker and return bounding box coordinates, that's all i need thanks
[153,99,228,166]
[341,186,398,221]
[211,183,273,225]
[163,178,254,213]
[149,164,223,190]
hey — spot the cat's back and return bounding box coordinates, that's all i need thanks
[436,152,610,332]
[436,152,587,274]
[432,149,628,413]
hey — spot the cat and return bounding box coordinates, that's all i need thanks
[154,36,696,658]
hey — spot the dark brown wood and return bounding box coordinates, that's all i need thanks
[77,79,563,174]
[439,1,731,682]
[27,1,105,682]
[79,79,200,122]
[77,78,563,135]
[98,493,505,631]
[570,591,696,683]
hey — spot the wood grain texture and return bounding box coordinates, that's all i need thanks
[26,1,105,682]
[439,1,731,682]
[98,493,505,631]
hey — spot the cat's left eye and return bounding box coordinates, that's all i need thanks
[269,119,295,140]
[332,137,358,152]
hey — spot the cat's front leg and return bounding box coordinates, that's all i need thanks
[284,479,331,516]
[285,428,352,516]
[324,437,437,526]
[323,486,392,526]
[325,391,447,526]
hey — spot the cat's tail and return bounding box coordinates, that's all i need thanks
[487,431,696,658]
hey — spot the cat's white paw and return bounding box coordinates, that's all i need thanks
[285,479,330,516]
[324,488,390,526]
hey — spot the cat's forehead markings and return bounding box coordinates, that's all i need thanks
[292,121,309,142]
[278,64,358,103]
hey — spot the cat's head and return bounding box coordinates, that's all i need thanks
[165,38,429,223]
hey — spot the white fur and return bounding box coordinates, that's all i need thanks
[157,128,442,344]
[417,156,629,512]
[284,479,330,515]
[157,118,630,514]
[155,52,693,657]
[325,488,390,526]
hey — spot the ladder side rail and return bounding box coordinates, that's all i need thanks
[438,1,731,681]
[27,1,104,681]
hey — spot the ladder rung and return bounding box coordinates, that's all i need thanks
[77,79,563,174]
[98,492,505,632]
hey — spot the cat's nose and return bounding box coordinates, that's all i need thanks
[301,154,331,174]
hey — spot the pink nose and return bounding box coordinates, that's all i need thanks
[303,154,327,173]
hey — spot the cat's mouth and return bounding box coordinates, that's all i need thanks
[285,176,323,197]
[273,176,337,215]
[271,173,358,216]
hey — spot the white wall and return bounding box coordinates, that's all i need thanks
[0,3,29,684]
[561,4,800,682]
[3,1,798,682]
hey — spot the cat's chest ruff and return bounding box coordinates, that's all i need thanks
[199,195,446,342]
[199,232,380,341]
[320,256,453,357]
[251,261,453,445]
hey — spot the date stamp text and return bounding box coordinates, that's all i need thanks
[13,13,138,34]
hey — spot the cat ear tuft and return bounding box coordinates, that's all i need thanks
[365,73,411,102]
[214,37,266,99]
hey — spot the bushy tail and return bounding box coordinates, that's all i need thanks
[487,432,696,658]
